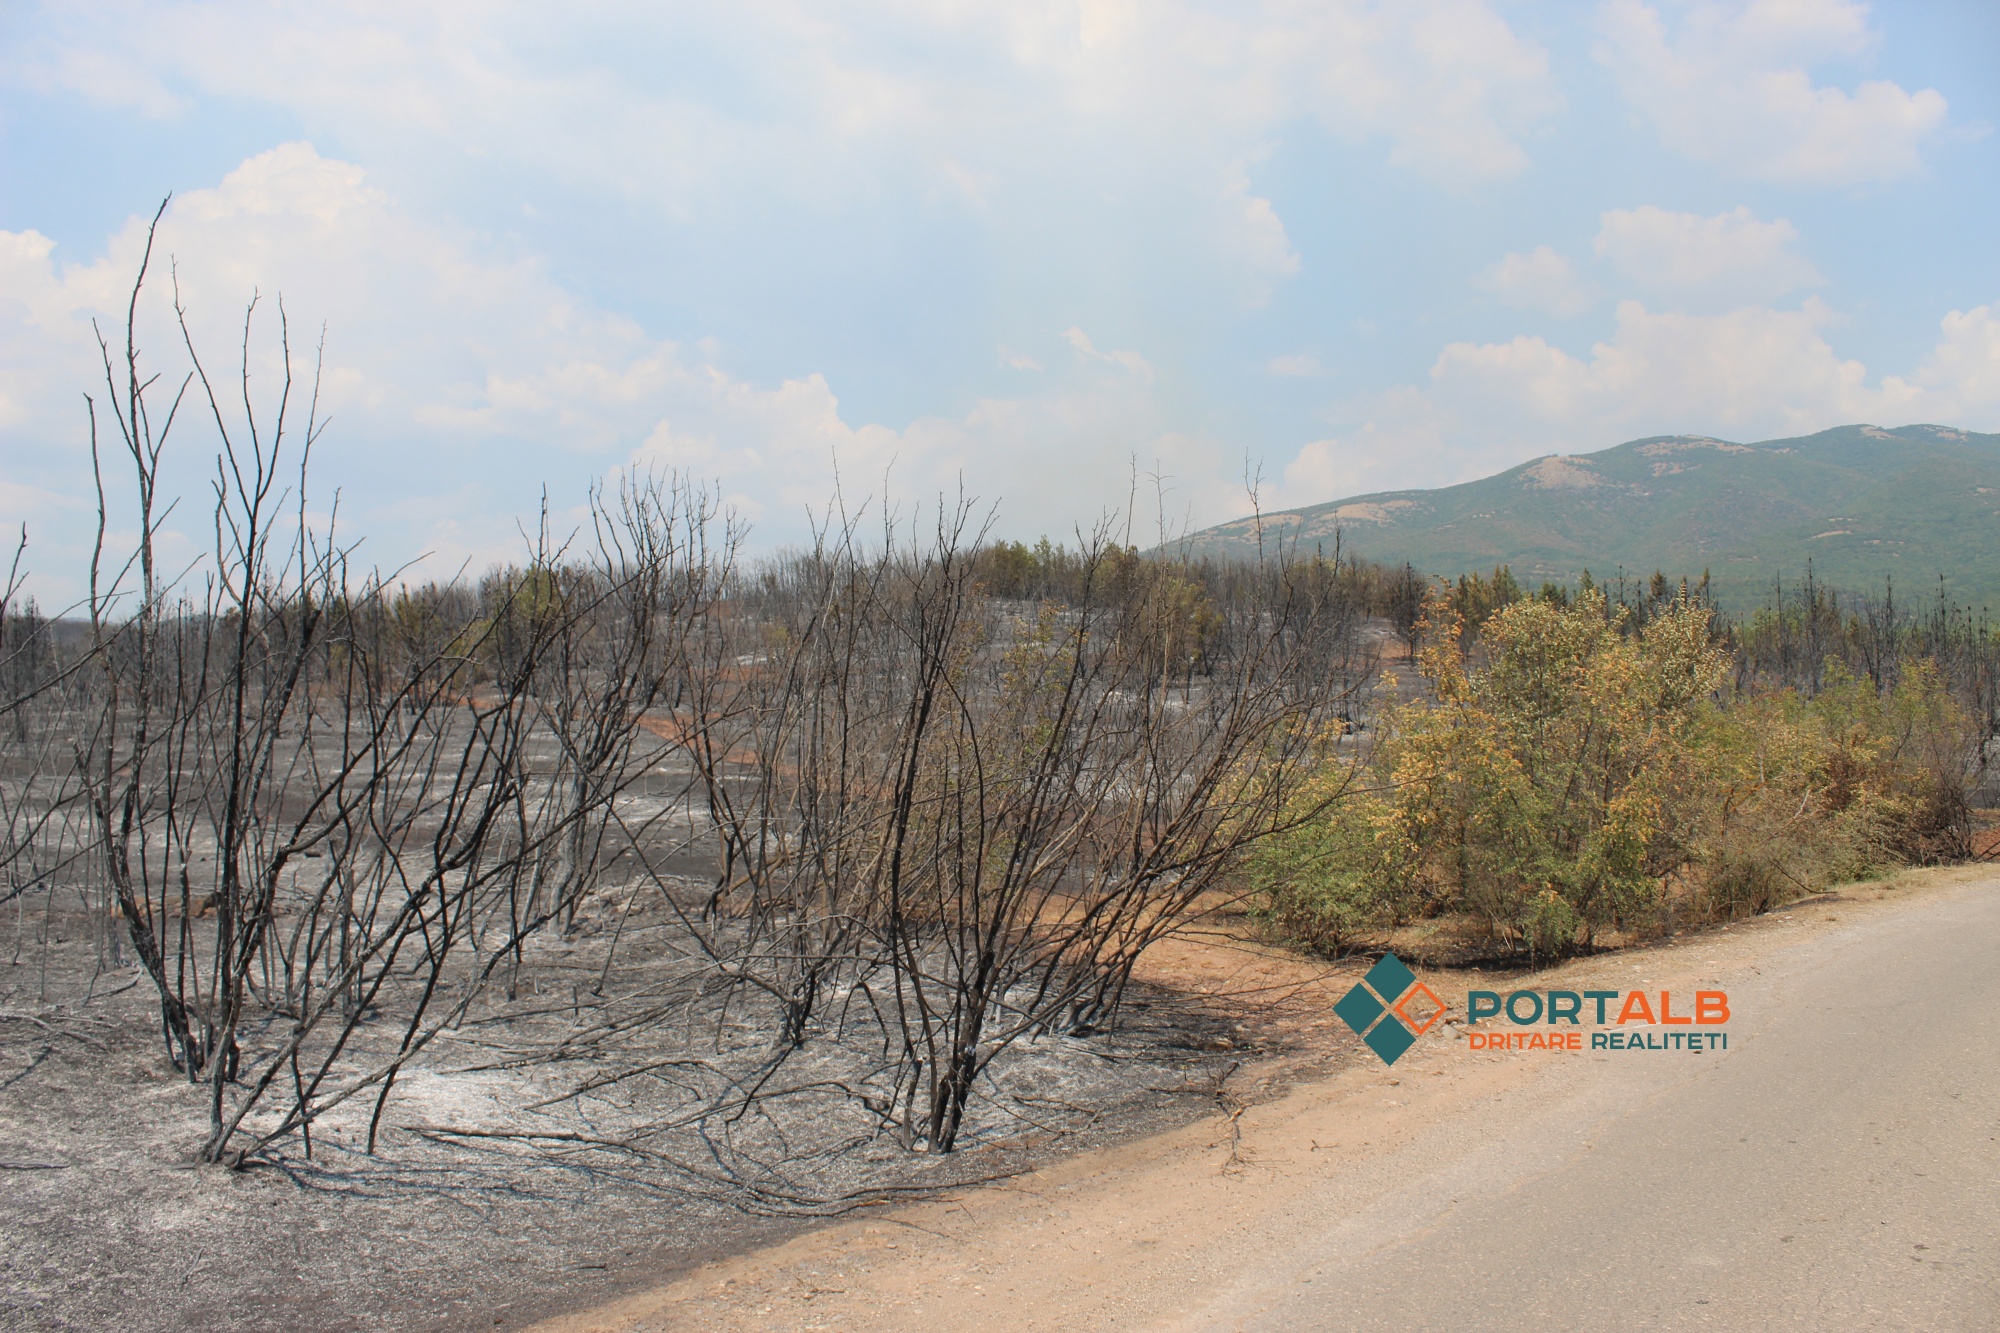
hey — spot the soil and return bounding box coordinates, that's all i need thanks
[520,864,1991,1333]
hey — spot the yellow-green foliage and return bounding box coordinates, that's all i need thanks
[1255,590,1976,957]
[1699,659,1976,914]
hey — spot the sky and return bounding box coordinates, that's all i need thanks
[2,0,1997,599]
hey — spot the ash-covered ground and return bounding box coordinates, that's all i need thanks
[0,899,1359,1333]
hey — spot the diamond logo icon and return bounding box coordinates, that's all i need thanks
[1362,953,1417,1007]
[1333,983,1386,1035]
[1395,980,1446,1036]
[1362,1016,1417,1065]
[1333,952,1442,1067]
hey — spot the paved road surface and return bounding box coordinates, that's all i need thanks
[1176,886,2000,1331]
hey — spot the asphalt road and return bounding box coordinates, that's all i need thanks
[1179,887,2000,1331]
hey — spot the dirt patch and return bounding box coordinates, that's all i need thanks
[1521,456,1609,490]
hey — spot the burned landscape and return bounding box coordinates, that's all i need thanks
[9,13,1997,1329]
[6,207,1999,1333]
[0,231,1382,1329]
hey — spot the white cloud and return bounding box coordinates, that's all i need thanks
[19,39,188,117]
[630,372,1242,549]
[1218,168,1301,303]
[1426,299,1909,437]
[1281,388,1450,505]
[0,143,678,587]
[988,0,1561,182]
[17,2,1562,256]
[1594,205,1824,308]
[1593,0,1950,184]
[1368,0,1563,181]
[1477,246,1597,317]
[1273,295,2000,506]
[1477,206,1824,329]
[1909,304,2000,417]
[0,144,1250,597]
[1063,327,1155,383]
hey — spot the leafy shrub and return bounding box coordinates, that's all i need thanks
[1256,589,1978,957]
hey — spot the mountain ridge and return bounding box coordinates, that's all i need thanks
[1185,423,2000,612]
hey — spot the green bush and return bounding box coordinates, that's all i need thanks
[1256,589,1977,957]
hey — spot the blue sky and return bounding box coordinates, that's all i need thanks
[2,1,1997,597]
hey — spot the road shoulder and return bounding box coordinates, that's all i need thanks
[524,865,1995,1333]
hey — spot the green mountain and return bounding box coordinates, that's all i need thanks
[1188,424,2000,613]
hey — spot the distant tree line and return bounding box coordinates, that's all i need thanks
[1422,559,2000,752]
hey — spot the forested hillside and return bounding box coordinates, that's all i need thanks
[1187,424,2000,612]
